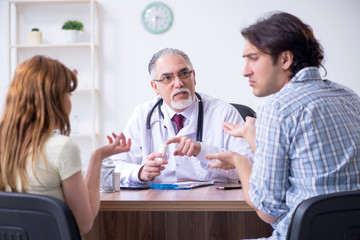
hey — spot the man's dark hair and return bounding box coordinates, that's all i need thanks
[241,11,325,78]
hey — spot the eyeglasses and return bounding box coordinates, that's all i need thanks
[153,70,193,84]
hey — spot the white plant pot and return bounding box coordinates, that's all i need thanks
[28,31,42,44]
[64,29,80,43]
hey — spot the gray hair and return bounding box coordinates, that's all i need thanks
[148,48,193,79]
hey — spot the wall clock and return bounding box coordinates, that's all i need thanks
[141,2,173,34]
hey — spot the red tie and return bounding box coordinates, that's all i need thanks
[172,114,185,133]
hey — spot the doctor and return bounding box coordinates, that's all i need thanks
[113,48,252,184]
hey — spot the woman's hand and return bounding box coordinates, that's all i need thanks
[100,132,131,159]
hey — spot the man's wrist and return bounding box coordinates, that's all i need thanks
[192,141,202,156]
[233,154,248,167]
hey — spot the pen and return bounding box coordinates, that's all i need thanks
[216,186,242,190]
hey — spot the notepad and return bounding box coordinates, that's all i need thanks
[149,180,215,190]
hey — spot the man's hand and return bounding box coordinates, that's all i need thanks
[222,116,255,138]
[223,117,256,152]
[205,151,238,170]
[165,136,201,157]
[138,152,168,181]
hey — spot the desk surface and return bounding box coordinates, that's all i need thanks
[100,183,253,212]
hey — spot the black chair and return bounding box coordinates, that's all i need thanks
[286,190,360,240]
[230,103,256,119]
[0,191,81,240]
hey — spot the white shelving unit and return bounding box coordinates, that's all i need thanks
[8,0,99,169]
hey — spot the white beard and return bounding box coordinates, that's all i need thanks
[170,88,193,110]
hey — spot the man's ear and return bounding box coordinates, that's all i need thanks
[281,51,293,70]
[192,69,196,86]
[150,81,160,95]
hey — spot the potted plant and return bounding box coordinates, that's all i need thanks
[28,28,42,44]
[62,20,84,43]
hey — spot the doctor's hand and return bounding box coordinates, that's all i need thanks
[138,153,168,181]
[165,136,201,157]
[223,117,256,152]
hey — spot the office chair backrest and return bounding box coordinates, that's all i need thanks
[230,103,256,119]
[286,190,360,240]
[0,191,82,240]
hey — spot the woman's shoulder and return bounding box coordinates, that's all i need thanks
[46,134,79,153]
[43,134,81,170]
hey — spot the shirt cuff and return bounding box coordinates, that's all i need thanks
[129,165,144,183]
[196,142,209,161]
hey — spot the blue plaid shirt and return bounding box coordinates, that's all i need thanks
[249,67,360,240]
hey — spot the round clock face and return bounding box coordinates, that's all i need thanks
[142,2,173,34]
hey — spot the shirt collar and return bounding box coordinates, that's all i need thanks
[291,67,322,83]
[271,67,322,97]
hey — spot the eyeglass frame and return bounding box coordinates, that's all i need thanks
[152,69,194,84]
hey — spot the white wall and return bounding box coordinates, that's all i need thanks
[1,0,360,148]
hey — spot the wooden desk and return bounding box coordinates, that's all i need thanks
[84,184,272,240]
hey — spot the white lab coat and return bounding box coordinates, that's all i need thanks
[114,93,253,184]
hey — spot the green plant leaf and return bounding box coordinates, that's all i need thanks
[62,20,84,31]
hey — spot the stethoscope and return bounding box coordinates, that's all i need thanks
[146,92,203,142]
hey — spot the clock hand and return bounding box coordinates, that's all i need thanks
[155,16,160,29]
